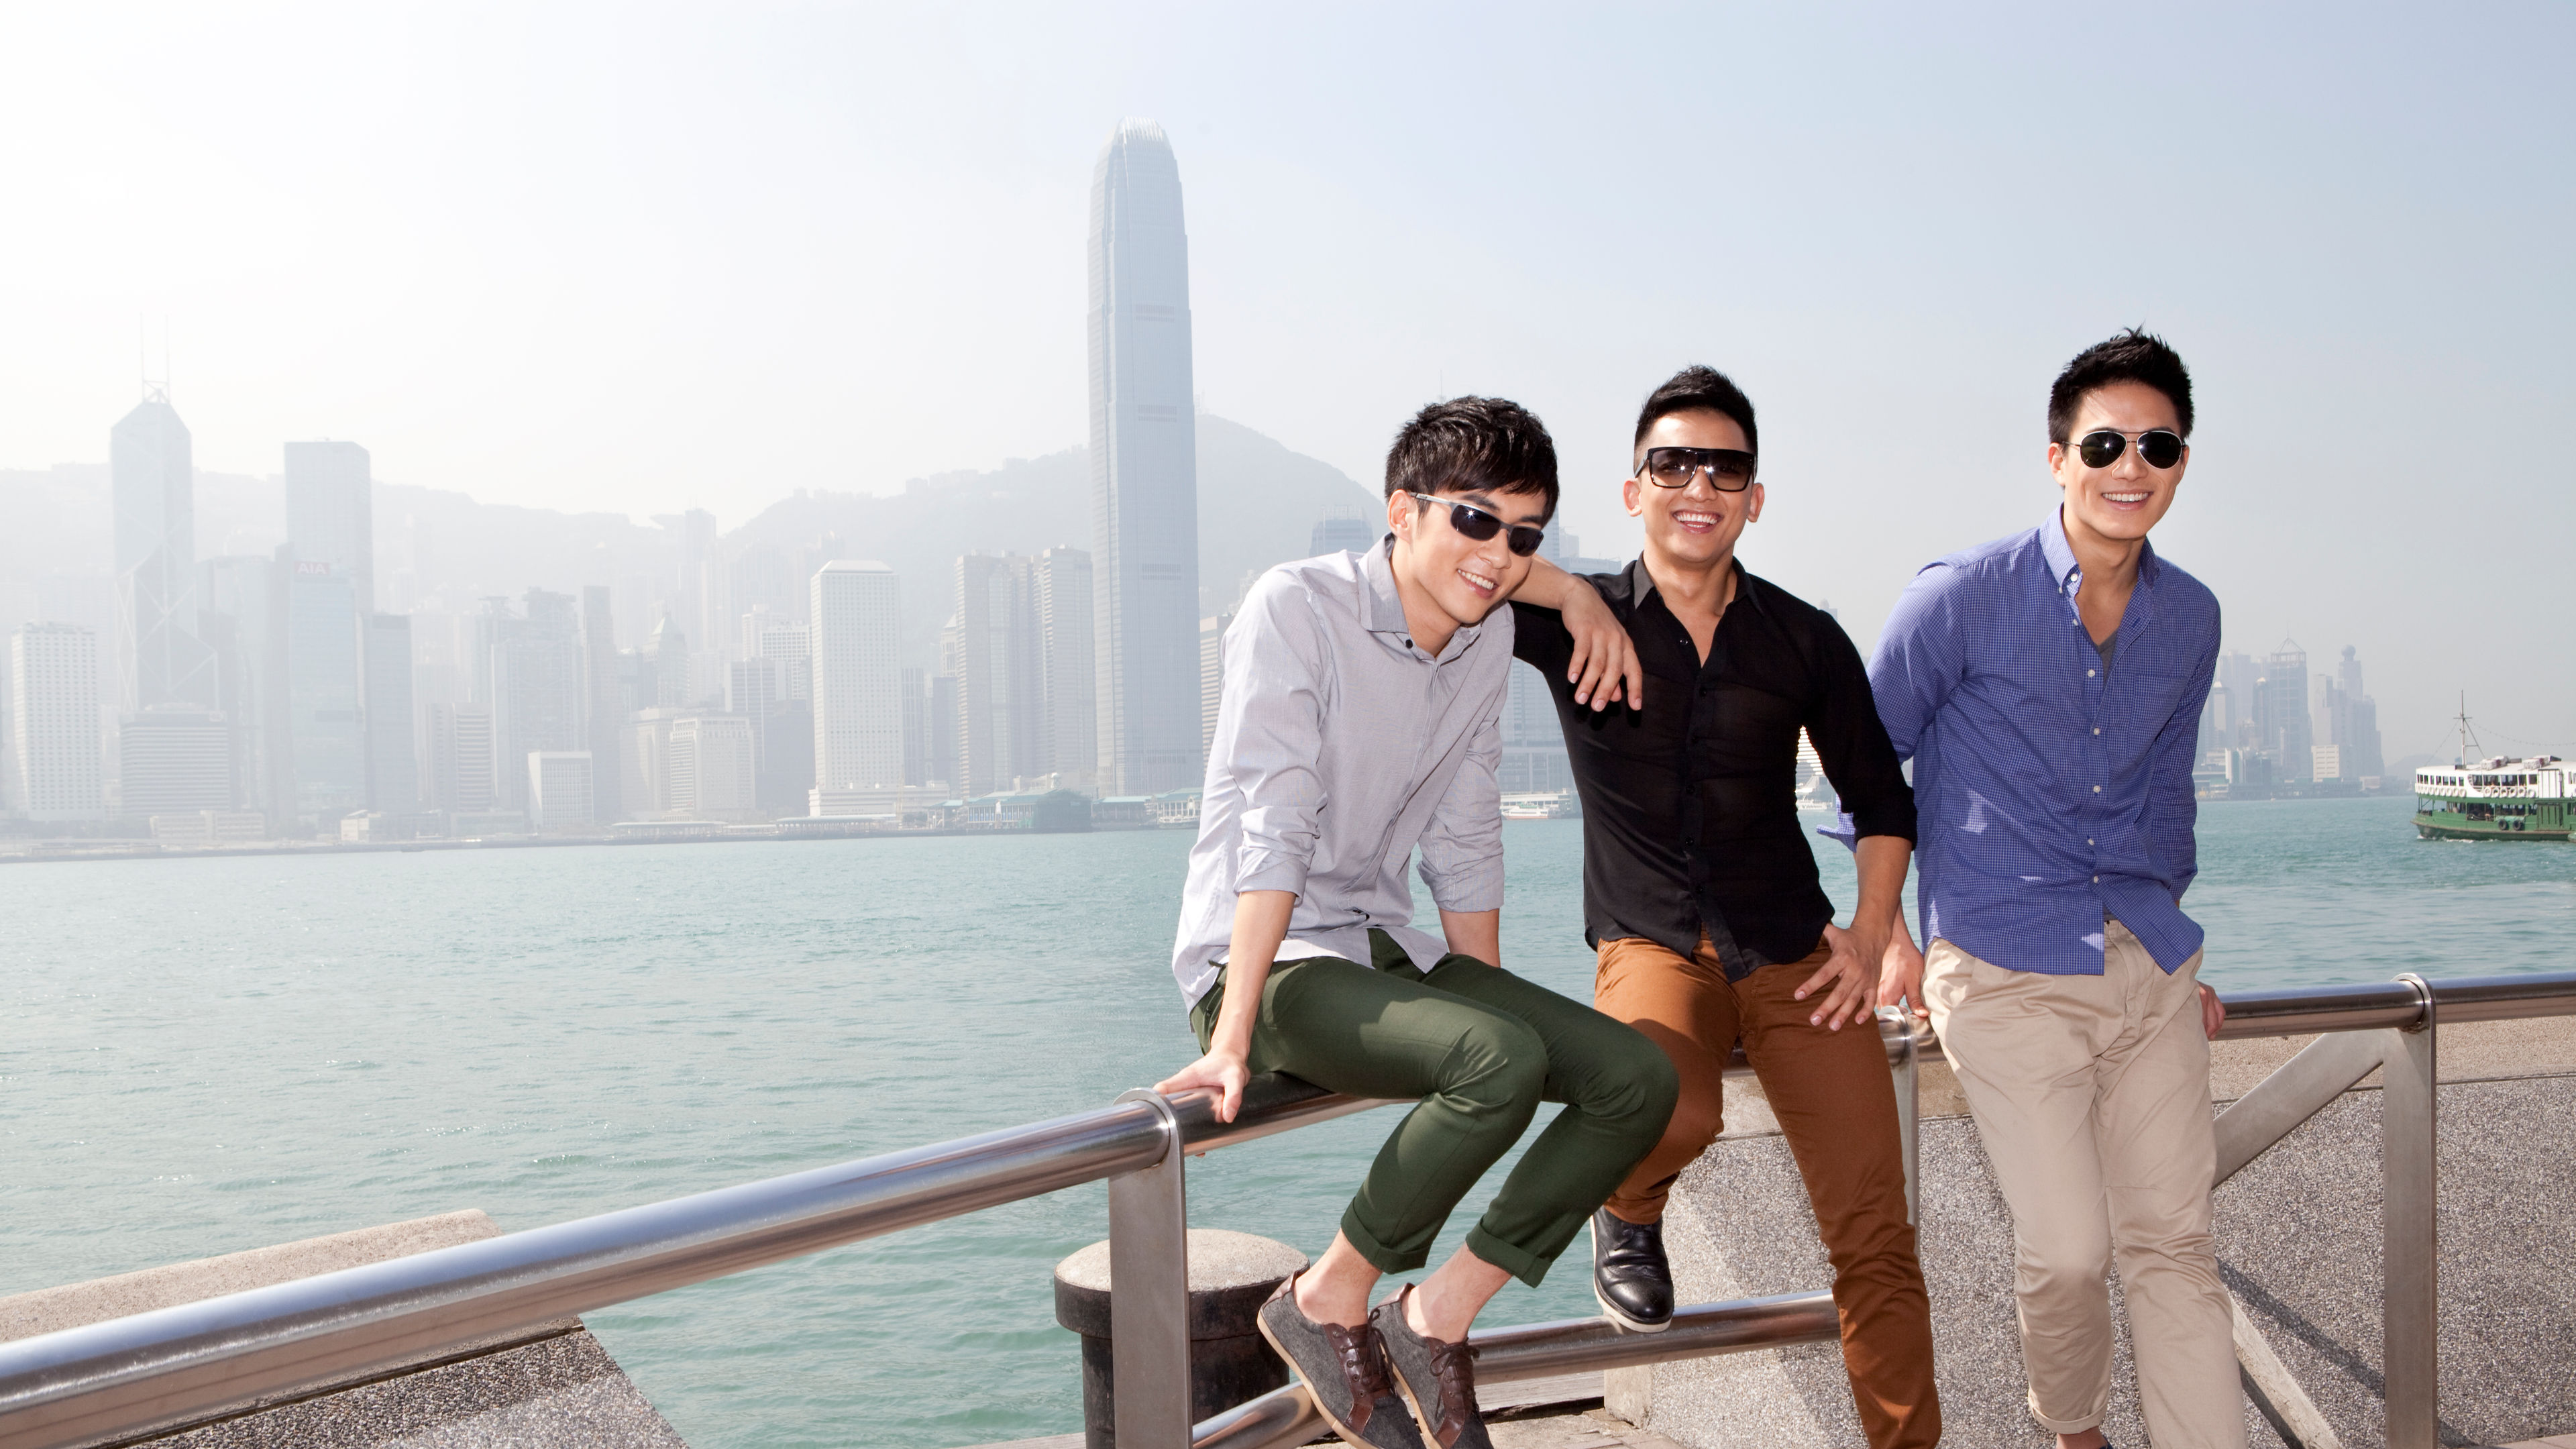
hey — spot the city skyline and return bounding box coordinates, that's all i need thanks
[2,7,2562,779]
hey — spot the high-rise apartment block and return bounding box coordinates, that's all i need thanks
[119,705,232,815]
[427,702,494,812]
[284,441,375,613]
[810,561,902,805]
[111,392,218,714]
[2255,641,2314,783]
[488,589,584,810]
[12,623,105,820]
[1087,119,1201,794]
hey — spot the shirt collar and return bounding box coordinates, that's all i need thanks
[2041,506,2163,593]
[1363,534,1483,656]
[1623,555,1764,616]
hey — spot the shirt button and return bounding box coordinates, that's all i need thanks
[2093,785,2102,793]
[2088,837,2095,845]
[2094,727,2102,735]
[2093,875,2100,883]
[2088,668,2097,678]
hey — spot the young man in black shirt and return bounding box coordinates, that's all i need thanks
[1509,367,1938,1448]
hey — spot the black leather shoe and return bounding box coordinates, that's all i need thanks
[1591,1209,1672,1333]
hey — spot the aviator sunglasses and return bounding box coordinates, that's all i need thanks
[1405,492,1548,556]
[2074,428,2186,470]
[1636,445,1758,492]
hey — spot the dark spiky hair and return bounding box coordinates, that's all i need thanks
[1383,396,1558,521]
[2048,328,2194,444]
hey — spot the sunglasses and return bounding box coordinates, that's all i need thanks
[1405,492,1547,557]
[1636,445,1758,492]
[2073,428,2185,470]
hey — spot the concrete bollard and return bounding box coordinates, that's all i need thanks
[1054,1228,1308,1449]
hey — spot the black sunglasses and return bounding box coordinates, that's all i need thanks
[1636,445,1758,492]
[2074,428,2185,470]
[1405,492,1546,557]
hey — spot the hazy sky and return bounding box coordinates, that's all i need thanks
[3,3,2569,755]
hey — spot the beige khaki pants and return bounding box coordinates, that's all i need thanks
[1924,919,2243,1448]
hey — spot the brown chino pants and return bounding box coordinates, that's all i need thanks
[1597,934,1939,1449]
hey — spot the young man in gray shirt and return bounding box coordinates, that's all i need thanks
[1157,397,1674,1449]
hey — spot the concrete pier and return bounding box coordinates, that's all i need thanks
[1606,1017,2576,1449]
[0,1210,687,1448]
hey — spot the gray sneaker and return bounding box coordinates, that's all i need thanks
[1368,1285,1491,1449]
[1256,1273,1426,1449]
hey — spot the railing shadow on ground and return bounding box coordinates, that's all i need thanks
[1,971,2569,1449]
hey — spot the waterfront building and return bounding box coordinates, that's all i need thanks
[110,391,219,715]
[118,705,231,815]
[2256,640,2314,784]
[1198,612,1232,767]
[747,612,813,702]
[1499,661,1575,795]
[626,708,676,817]
[492,590,584,809]
[950,554,1039,797]
[362,613,419,812]
[810,560,902,806]
[12,623,105,820]
[527,750,595,830]
[1034,547,1094,788]
[150,809,267,846]
[200,552,294,820]
[287,562,366,817]
[426,702,495,812]
[284,441,375,614]
[1087,118,1202,795]
[901,666,928,788]
[1310,513,1376,556]
[651,615,692,709]
[2312,645,2385,784]
[669,715,755,819]
[582,586,625,824]
[758,700,814,815]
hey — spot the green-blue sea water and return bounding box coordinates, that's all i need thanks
[3,796,2569,1446]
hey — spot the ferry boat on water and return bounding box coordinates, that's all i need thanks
[2414,755,2571,841]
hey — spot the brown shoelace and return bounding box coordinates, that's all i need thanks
[1320,1322,1398,1430]
[1419,1333,1482,1446]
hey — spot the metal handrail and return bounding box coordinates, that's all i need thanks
[4,969,2573,1449]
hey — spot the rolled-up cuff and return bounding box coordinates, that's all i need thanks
[1846,804,1918,845]
[1419,860,1505,914]
[1234,848,1311,900]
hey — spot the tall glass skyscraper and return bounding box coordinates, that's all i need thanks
[111,391,219,714]
[1087,118,1201,795]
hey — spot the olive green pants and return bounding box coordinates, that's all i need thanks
[1191,930,1676,1287]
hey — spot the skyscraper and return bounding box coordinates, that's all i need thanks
[1087,118,1201,795]
[2256,639,2313,784]
[12,623,105,821]
[111,392,218,714]
[362,612,419,812]
[493,589,584,809]
[1032,547,1095,786]
[200,552,293,820]
[951,554,1038,796]
[1311,513,1377,557]
[284,441,375,614]
[1198,612,1232,768]
[810,561,902,803]
[118,706,232,815]
[287,561,366,816]
[582,586,625,823]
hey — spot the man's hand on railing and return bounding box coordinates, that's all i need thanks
[1155,1049,1251,1123]
[2199,982,2226,1040]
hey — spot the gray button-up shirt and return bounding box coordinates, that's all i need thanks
[1170,539,1511,1005]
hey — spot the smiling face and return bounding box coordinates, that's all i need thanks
[1626,408,1762,570]
[2049,380,2189,549]
[1385,482,1544,643]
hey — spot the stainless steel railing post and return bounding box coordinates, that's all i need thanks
[1108,1089,1193,1449]
[1879,1008,1921,1227]
[2381,977,2438,1449]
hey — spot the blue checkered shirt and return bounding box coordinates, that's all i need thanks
[1868,511,2220,974]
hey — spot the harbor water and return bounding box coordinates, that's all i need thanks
[3,796,2569,1447]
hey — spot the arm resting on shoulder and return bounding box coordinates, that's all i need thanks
[1512,557,1641,710]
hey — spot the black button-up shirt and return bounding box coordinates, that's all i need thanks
[1512,560,1917,979]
